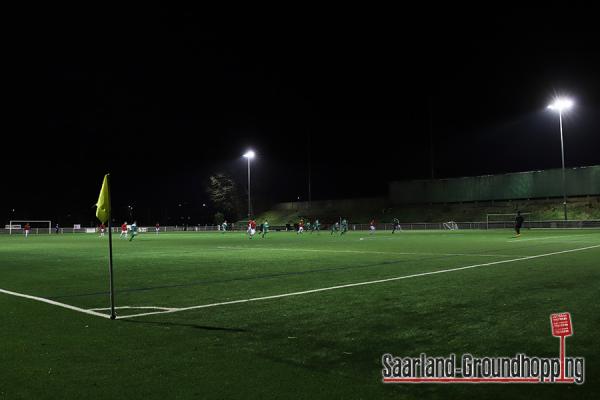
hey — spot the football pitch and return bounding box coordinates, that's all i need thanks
[1,229,599,399]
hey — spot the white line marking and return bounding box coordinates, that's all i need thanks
[507,235,574,242]
[119,243,600,320]
[506,234,599,243]
[88,306,178,311]
[217,246,516,258]
[0,288,111,319]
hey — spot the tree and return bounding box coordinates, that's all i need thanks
[207,174,243,221]
[214,212,225,225]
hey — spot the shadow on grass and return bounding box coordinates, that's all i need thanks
[121,318,248,332]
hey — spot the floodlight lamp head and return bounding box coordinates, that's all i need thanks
[547,98,574,112]
[243,150,256,159]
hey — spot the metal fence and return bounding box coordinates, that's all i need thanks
[0,224,289,235]
[350,220,600,230]
[2,220,599,235]
[0,225,225,235]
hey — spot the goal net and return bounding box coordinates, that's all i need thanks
[8,220,52,235]
[486,213,531,230]
[443,221,459,230]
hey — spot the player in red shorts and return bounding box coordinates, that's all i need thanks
[247,219,257,239]
[297,218,305,235]
[120,222,128,239]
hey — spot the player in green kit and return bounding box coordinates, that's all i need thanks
[305,220,311,233]
[340,219,348,235]
[261,220,269,238]
[129,221,138,241]
[330,221,339,235]
[312,219,320,234]
[221,220,228,233]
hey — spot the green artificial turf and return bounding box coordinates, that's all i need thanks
[1,229,599,399]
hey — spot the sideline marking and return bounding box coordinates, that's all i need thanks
[0,288,110,319]
[119,243,600,320]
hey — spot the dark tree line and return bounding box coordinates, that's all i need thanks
[207,173,244,223]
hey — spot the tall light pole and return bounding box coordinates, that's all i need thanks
[429,96,435,179]
[547,97,574,221]
[243,150,255,218]
[307,131,312,207]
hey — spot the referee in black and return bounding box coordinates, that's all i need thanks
[515,211,524,237]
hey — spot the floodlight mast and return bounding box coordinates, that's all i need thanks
[547,98,574,221]
[243,150,255,218]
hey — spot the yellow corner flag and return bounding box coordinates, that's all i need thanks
[96,173,117,320]
[96,174,110,224]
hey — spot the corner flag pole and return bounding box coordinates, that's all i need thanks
[106,174,116,320]
[96,173,117,319]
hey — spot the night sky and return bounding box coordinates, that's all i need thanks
[4,6,600,225]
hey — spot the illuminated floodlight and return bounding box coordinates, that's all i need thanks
[547,98,574,112]
[243,150,255,218]
[546,95,576,221]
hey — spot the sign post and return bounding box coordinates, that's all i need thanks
[550,312,573,381]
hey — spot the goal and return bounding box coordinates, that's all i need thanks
[9,220,52,235]
[443,221,459,230]
[486,213,531,230]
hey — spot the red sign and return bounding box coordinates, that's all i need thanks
[550,313,573,337]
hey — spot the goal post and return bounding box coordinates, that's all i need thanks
[486,213,531,230]
[9,220,52,235]
[443,221,459,230]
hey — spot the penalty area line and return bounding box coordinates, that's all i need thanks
[0,288,111,319]
[119,243,600,320]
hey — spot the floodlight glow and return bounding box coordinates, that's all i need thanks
[243,150,255,218]
[547,98,574,112]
